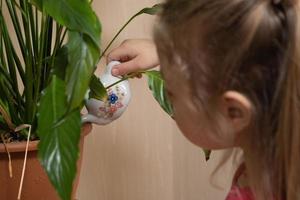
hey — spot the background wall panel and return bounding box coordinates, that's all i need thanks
[77,1,236,199]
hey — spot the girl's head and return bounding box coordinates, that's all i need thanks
[154,0,300,199]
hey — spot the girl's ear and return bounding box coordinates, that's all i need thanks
[220,91,253,133]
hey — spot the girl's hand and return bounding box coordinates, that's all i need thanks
[107,39,159,76]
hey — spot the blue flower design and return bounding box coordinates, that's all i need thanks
[108,93,118,104]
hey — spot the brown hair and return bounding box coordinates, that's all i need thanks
[154,0,300,199]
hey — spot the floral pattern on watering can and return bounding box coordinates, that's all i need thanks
[82,61,131,125]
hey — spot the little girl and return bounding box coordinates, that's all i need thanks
[108,0,300,199]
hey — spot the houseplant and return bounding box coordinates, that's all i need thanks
[0,1,169,200]
[0,0,102,199]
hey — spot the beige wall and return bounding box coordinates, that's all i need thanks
[77,0,236,199]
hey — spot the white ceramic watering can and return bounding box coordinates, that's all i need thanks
[82,61,131,125]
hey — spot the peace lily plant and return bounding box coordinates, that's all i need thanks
[0,1,173,199]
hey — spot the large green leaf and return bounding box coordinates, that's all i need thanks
[145,70,173,116]
[37,76,81,200]
[28,0,102,110]
[29,0,101,46]
[66,31,99,111]
[88,74,107,101]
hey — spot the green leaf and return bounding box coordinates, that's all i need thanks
[137,3,163,15]
[37,76,81,200]
[145,70,173,116]
[51,46,68,80]
[29,0,101,46]
[89,74,107,101]
[66,31,99,110]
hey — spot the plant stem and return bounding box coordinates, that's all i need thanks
[0,15,20,100]
[37,14,47,91]
[43,16,53,85]
[48,23,63,80]
[100,13,140,59]
[0,66,23,102]
[0,6,24,110]
[0,81,21,125]
[59,28,67,46]
[5,0,26,60]
[0,9,25,85]
[11,49,25,83]
[20,0,35,123]
[0,66,13,85]
[0,6,25,114]
[28,3,37,59]
[0,16,7,74]
[105,73,140,89]
[35,7,38,53]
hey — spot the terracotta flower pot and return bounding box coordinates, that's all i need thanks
[0,123,92,200]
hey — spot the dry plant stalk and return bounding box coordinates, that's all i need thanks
[15,124,31,200]
[0,133,13,178]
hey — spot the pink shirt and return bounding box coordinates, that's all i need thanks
[225,164,255,200]
[225,186,254,200]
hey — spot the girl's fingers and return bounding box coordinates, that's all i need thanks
[107,46,135,64]
[111,59,140,76]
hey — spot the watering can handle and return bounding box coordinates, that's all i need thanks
[105,61,121,76]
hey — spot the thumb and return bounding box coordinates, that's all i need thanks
[111,60,140,76]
